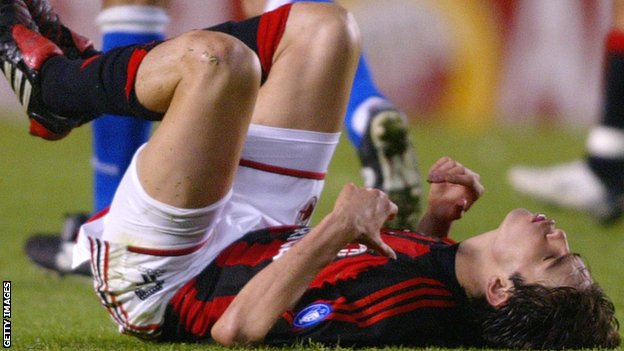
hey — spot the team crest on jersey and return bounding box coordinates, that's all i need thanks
[295,196,318,226]
[293,303,332,329]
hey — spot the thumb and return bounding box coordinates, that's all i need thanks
[362,235,397,260]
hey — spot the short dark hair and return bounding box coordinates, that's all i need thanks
[469,274,620,349]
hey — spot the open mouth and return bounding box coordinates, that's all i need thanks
[532,213,547,223]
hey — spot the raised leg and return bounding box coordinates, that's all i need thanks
[133,30,261,208]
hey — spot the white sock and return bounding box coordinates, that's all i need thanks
[586,126,624,159]
[97,5,169,34]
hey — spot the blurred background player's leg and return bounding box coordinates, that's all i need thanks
[508,0,624,224]
[93,0,169,212]
[251,0,422,230]
[24,0,170,275]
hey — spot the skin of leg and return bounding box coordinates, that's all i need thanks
[250,2,362,133]
[132,30,261,209]
[102,0,169,9]
[613,0,624,30]
[240,0,266,17]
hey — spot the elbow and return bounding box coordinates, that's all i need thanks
[211,318,265,347]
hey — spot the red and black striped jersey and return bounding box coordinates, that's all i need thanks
[160,225,481,347]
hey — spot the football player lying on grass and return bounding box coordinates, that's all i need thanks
[0,0,619,348]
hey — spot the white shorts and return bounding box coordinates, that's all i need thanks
[74,124,340,339]
[265,0,295,12]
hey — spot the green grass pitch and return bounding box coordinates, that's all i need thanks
[0,117,622,350]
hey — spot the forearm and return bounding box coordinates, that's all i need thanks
[211,213,351,346]
[415,210,451,238]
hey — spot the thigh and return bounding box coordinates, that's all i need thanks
[250,2,360,133]
[133,31,260,209]
[102,145,231,248]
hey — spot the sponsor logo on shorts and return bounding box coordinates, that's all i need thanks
[293,303,332,329]
[134,268,165,301]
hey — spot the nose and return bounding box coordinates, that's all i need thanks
[547,229,570,254]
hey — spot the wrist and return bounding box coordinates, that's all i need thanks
[416,210,451,238]
[304,211,356,259]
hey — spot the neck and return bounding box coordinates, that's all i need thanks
[455,230,496,298]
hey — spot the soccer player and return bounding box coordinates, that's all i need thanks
[508,0,624,224]
[24,0,421,276]
[1,1,619,349]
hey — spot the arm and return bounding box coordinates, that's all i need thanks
[211,183,397,346]
[416,157,484,238]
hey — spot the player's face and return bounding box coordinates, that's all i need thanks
[492,209,591,288]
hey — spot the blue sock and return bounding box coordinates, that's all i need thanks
[92,116,151,211]
[345,56,388,148]
[92,5,168,212]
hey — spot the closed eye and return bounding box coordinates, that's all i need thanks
[547,253,581,269]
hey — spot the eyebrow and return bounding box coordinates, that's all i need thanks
[548,252,582,270]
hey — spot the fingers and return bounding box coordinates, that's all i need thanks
[455,198,469,218]
[386,200,399,222]
[427,157,465,183]
[334,183,398,238]
[376,241,397,260]
[444,173,484,198]
[336,184,398,259]
[358,234,397,260]
[428,156,452,173]
[427,157,452,182]
[361,185,398,222]
[427,157,484,198]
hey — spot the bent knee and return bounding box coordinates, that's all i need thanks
[174,30,261,86]
[290,2,361,56]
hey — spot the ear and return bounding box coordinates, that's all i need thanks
[485,276,511,308]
